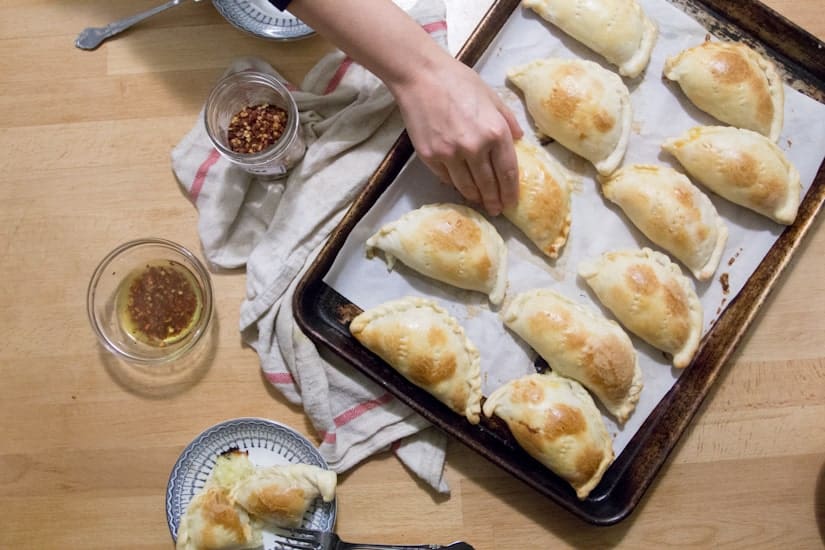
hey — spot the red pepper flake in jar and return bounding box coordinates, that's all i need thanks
[116,261,203,347]
[226,103,289,154]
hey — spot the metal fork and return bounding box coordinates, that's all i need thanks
[271,526,475,550]
[75,0,202,50]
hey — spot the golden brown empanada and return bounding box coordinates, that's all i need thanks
[507,58,631,176]
[230,464,336,529]
[599,164,728,281]
[578,248,703,368]
[663,41,784,141]
[176,486,261,550]
[503,139,573,258]
[502,288,642,423]
[524,0,658,78]
[483,372,614,499]
[350,297,482,423]
[663,126,801,224]
[366,203,508,305]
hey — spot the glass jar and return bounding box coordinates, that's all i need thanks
[204,70,305,178]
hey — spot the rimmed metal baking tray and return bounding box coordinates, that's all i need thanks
[294,0,825,525]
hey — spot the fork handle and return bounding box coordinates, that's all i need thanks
[343,543,474,550]
[75,0,187,50]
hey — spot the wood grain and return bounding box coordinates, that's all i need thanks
[0,1,823,548]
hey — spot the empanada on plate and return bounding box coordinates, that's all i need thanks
[663,126,801,224]
[507,58,631,176]
[503,288,643,423]
[663,41,784,141]
[230,464,337,529]
[366,203,508,305]
[578,248,703,368]
[599,164,728,280]
[483,372,614,500]
[524,0,658,78]
[504,139,573,259]
[176,486,261,550]
[350,297,482,423]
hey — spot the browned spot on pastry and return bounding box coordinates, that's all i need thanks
[625,263,659,296]
[244,486,306,524]
[708,46,773,131]
[426,325,447,348]
[582,333,635,402]
[407,349,457,386]
[543,403,586,440]
[429,210,482,251]
[672,185,695,211]
[200,488,249,547]
[512,377,545,404]
[428,210,492,282]
[720,150,783,209]
[545,83,581,121]
[527,308,569,333]
[592,110,615,133]
[721,149,759,188]
[571,444,605,486]
[518,164,566,254]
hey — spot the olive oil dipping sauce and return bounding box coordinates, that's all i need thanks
[116,261,203,347]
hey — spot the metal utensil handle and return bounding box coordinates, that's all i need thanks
[342,543,474,550]
[75,0,187,50]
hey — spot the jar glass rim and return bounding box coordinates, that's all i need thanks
[204,70,301,165]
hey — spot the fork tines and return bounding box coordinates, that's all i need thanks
[271,526,324,550]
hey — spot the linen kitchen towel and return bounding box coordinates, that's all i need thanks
[171,0,450,493]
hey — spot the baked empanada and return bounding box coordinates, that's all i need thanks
[230,464,337,529]
[176,486,261,550]
[507,58,631,176]
[503,139,572,258]
[366,203,508,305]
[578,248,703,368]
[502,288,642,423]
[483,372,614,499]
[663,41,784,141]
[350,297,482,423]
[599,164,728,280]
[663,126,801,224]
[524,0,658,78]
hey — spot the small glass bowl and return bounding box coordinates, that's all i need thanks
[204,70,305,178]
[87,239,214,366]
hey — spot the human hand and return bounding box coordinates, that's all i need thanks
[391,57,523,216]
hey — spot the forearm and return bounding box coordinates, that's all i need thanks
[286,0,452,95]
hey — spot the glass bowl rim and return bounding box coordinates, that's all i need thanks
[87,238,214,365]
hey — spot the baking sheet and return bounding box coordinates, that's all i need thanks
[323,0,825,459]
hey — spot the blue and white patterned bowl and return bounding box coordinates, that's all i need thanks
[213,0,314,41]
[166,417,336,543]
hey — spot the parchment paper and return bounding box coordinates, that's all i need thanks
[324,0,825,456]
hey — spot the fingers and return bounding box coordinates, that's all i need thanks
[466,152,503,216]
[489,134,520,210]
[442,159,482,205]
[492,93,524,141]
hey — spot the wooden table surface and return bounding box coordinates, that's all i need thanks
[1,1,823,548]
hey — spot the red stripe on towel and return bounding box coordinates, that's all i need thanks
[423,20,448,34]
[264,371,295,385]
[334,392,394,427]
[324,58,354,94]
[190,148,221,202]
[319,392,394,444]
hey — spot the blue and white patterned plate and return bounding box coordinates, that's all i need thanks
[212,0,314,41]
[166,417,336,544]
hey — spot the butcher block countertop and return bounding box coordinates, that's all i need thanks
[0,1,823,548]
